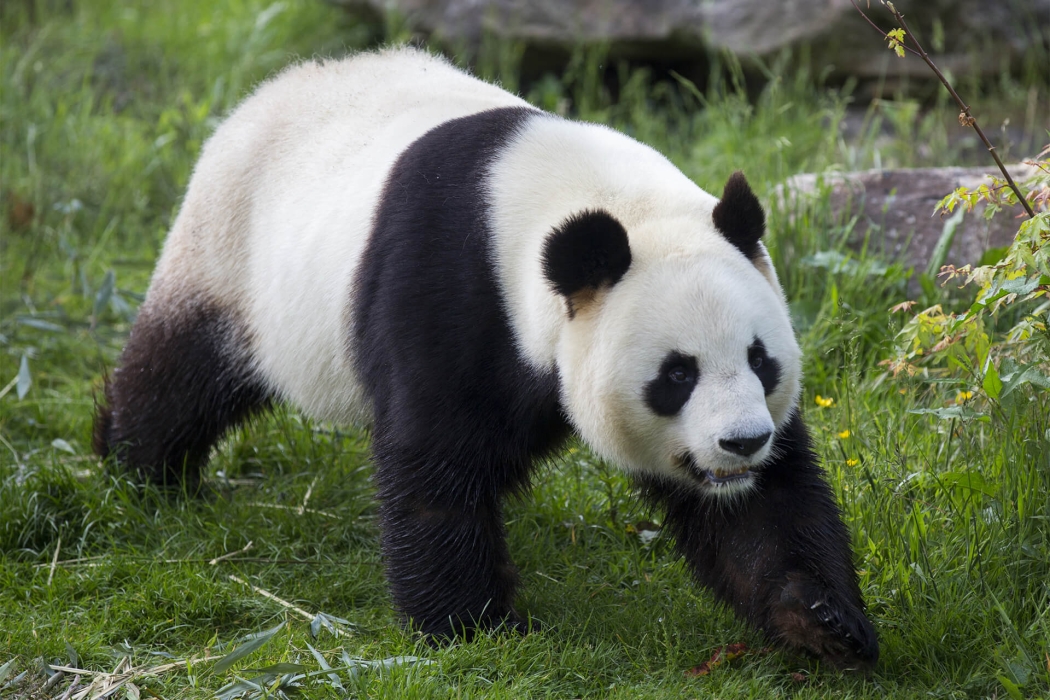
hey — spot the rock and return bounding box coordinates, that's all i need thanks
[780,164,1038,274]
[330,0,1049,77]
[333,0,709,59]
[702,0,1048,80]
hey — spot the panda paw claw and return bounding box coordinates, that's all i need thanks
[770,575,878,672]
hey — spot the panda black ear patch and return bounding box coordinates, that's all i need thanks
[712,171,766,261]
[542,210,632,314]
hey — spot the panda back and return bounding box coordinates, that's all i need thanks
[151,48,530,424]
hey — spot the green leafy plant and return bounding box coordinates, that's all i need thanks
[852,1,1050,400]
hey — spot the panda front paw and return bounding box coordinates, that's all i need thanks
[416,608,538,642]
[768,574,878,672]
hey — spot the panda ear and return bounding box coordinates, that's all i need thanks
[542,210,632,316]
[712,171,766,261]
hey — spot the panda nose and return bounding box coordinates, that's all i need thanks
[719,431,772,457]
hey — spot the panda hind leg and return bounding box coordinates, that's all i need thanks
[93,296,271,492]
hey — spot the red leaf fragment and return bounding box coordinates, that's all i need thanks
[684,661,712,678]
[6,193,34,230]
[684,643,751,678]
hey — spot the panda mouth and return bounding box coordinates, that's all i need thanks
[678,454,752,487]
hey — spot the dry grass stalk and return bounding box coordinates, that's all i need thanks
[228,574,314,621]
[244,502,338,518]
[48,653,220,700]
[298,476,318,515]
[47,535,61,586]
[209,540,254,565]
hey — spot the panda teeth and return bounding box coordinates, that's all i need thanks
[677,455,751,485]
[704,469,751,485]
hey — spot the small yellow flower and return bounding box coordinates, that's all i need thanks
[846,458,859,467]
[837,430,851,439]
[899,388,907,395]
[955,390,974,404]
[815,395,835,408]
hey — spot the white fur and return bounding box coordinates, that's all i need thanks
[150,48,802,496]
[486,116,801,494]
[150,48,527,423]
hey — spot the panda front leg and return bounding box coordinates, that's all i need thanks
[370,437,528,638]
[641,411,878,671]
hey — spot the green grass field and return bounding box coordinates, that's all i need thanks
[2,1,1048,698]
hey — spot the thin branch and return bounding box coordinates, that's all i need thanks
[299,476,318,515]
[34,555,375,568]
[57,676,80,700]
[228,574,315,622]
[47,535,61,586]
[48,654,221,700]
[850,0,1037,219]
[245,501,339,518]
[208,540,254,565]
[848,0,923,58]
[889,4,1036,218]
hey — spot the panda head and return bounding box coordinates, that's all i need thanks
[543,172,802,499]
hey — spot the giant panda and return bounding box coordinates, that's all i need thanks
[94,47,878,670]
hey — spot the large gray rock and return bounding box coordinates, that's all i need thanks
[703,0,1047,79]
[332,0,1048,75]
[781,164,1039,273]
[334,0,707,57]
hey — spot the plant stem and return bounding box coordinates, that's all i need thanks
[850,0,1037,219]
[848,0,923,58]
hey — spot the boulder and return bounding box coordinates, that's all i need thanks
[703,0,1048,79]
[780,164,1038,274]
[331,0,1049,76]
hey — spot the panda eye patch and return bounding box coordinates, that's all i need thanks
[748,338,781,396]
[646,352,698,416]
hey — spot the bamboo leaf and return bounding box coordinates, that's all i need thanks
[0,659,16,685]
[92,270,116,322]
[210,622,285,675]
[16,355,31,400]
[52,439,76,454]
[306,643,343,690]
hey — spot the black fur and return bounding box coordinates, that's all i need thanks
[93,300,271,490]
[542,210,632,311]
[93,100,876,669]
[638,411,878,671]
[712,171,766,261]
[644,352,698,417]
[353,107,572,636]
[747,338,781,396]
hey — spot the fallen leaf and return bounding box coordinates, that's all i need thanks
[684,643,750,678]
[684,661,711,678]
[722,642,748,661]
[7,193,34,230]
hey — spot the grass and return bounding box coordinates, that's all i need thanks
[2,0,1048,698]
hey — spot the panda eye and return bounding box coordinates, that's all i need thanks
[646,352,699,416]
[668,366,690,383]
[747,338,782,397]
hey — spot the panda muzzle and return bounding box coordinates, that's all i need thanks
[677,454,753,486]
